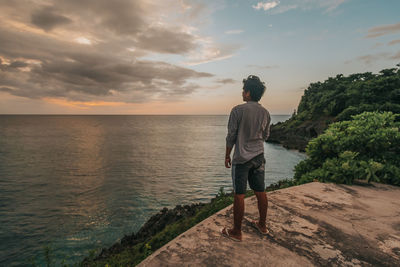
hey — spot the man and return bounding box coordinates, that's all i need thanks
[221,75,271,242]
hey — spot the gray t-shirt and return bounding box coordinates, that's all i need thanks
[226,101,271,164]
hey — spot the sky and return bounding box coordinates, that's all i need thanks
[0,0,399,115]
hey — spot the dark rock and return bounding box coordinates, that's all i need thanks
[267,116,335,151]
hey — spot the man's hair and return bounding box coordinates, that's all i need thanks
[242,75,266,101]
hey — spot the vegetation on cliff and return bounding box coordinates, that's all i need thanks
[294,111,400,185]
[268,65,400,151]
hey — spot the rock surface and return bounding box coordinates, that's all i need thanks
[267,117,334,151]
[139,182,400,266]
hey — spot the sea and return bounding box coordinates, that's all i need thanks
[0,115,306,266]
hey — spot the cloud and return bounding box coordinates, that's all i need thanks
[253,1,280,11]
[75,37,92,45]
[265,0,347,14]
[2,60,29,69]
[354,54,385,65]
[215,78,236,84]
[372,42,384,49]
[0,86,15,93]
[178,0,209,22]
[0,0,226,57]
[185,39,239,65]
[136,26,197,54]
[31,6,72,31]
[366,22,400,38]
[56,0,148,36]
[390,51,400,60]
[273,5,297,14]
[43,98,125,110]
[225,29,244,35]
[322,0,346,12]
[388,39,400,46]
[0,48,213,102]
[345,52,399,65]
[247,64,279,69]
[0,0,228,104]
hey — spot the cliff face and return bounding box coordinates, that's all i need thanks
[267,116,334,151]
[82,203,206,265]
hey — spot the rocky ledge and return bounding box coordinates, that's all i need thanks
[139,182,400,266]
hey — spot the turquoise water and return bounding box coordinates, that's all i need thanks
[0,115,306,265]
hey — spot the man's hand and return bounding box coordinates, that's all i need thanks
[225,156,232,168]
[225,146,233,168]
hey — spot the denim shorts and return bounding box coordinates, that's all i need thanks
[232,153,266,194]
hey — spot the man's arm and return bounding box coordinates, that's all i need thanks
[225,108,238,168]
[225,146,233,168]
[263,111,271,141]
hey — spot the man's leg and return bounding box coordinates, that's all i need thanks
[229,193,245,238]
[248,154,268,232]
[254,191,268,231]
[226,163,248,240]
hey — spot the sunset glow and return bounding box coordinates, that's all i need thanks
[43,98,126,110]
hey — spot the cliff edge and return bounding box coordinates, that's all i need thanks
[139,182,400,266]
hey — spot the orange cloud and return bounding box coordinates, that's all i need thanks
[43,98,125,109]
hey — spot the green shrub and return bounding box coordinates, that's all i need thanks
[294,111,400,185]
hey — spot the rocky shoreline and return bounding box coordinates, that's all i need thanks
[267,116,334,151]
[82,203,206,265]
